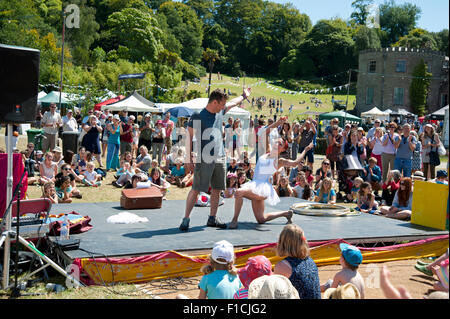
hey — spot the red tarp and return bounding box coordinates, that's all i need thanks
[94,95,125,111]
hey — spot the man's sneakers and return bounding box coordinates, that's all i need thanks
[206,215,227,229]
[179,217,190,231]
[179,216,227,231]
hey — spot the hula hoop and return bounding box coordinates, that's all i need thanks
[290,202,361,217]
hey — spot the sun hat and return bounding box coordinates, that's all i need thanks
[113,114,120,120]
[437,170,448,178]
[323,283,361,299]
[145,113,151,117]
[248,275,299,299]
[156,120,163,125]
[340,243,363,267]
[412,171,425,181]
[211,240,235,264]
[129,115,135,121]
[52,146,62,153]
[238,256,273,289]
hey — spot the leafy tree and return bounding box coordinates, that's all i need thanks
[394,28,438,51]
[432,29,449,55]
[353,24,381,52]
[350,0,374,25]
[379,0,421,46]
[158,1,204,65]
[299,19,355,80]
[410,59,431,116]
[105,7,164,62]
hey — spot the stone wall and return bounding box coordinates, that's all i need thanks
[356,47,448,115]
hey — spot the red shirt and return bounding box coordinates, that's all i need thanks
[120,123,133,143]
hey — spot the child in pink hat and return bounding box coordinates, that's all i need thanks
[233,255,273,299]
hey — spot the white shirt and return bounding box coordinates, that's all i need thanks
[62,116,78,132]
[42,111,62,134]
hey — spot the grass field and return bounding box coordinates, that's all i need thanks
[184,74,356,122]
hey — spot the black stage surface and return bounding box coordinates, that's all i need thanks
[48,198,448,260]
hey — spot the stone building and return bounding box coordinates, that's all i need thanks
[355,47,449,115]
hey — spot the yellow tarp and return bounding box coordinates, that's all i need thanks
[74,235,449,285]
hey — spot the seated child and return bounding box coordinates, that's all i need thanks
[227,158,238,174]
[165,158,186,187]
[113,161,135,188]
[355,182,378,214]
[321,243,365,299]
[345,177,363,203]
[314,177,336,204]
[292,171,313,200]
[276,176,294,197]
[434,170,448,185]
[41,181,59,204]
[82,162,102,187]
[177,240,242,299]
[54,175,73,203]
[114,160,127,179]
[224,172,238,198]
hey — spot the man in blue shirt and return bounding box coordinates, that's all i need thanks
[393,124,416,178]
[179,88,251,231]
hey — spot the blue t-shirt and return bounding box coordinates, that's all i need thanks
[171,166,185,177]
[395,135,416,159]
[188,108,225,162]
[198,270,242,299]
[318,189,336,203]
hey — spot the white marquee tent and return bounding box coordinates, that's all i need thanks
[104,91,160,113]
[360,107,390,122]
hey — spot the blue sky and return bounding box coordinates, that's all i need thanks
[273,0,449,32]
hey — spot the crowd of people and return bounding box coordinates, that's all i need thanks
[173,225,448,299]
[2,99,448,220]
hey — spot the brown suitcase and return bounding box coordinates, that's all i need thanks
[120,187,163,209]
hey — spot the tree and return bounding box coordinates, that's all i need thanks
[158,2,204,65]
[203,48,219,97]
[350,0,374,25]
[299,19,355,80]
[105,7,164,62]
[353,25,381,52]
[410,59,431,116]
[394,28,438,51]
[379,0,421,46]
[432,29,449,55]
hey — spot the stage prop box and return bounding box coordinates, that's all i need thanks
[411,181,449,231]
[120,187,163,210]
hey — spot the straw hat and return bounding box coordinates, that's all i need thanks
[412,171,425,181]
[323,283,361,299]
[248,275,299,299]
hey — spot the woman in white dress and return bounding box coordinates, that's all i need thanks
[228,117,313,229]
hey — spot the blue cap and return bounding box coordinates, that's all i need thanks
[339,243,363,267]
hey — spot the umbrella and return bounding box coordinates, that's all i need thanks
[164,106,194,118]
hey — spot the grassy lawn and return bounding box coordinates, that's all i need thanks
[184,74,356,122]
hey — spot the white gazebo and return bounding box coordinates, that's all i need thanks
[104,91,160,113]
[360,107,390,122]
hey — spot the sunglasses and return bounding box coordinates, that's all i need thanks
[323,162,330,166]
[63,168,71,171]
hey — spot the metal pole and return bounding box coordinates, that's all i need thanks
[344,69,352,126]
[2,124,13,289]
[59,9,66,110]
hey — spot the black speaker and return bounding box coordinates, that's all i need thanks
[0,44,40,124]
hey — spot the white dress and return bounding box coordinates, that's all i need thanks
[239,154,280,206]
